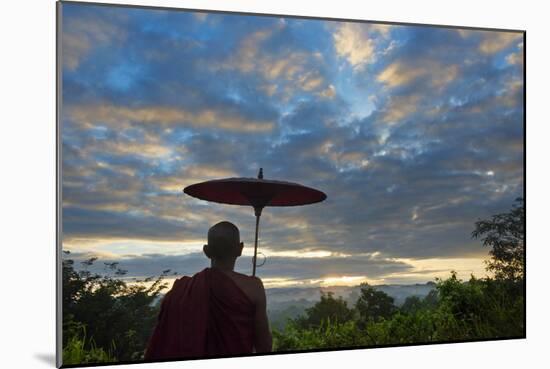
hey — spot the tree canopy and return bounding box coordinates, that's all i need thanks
[294,291,355,328]
[355,283,397,323]
[472,198,525,281]
[62,251,172,364]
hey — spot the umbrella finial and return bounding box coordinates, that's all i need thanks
[258,168,264,179]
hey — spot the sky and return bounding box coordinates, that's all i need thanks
[60,3,524,288]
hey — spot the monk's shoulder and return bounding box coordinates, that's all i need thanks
[246,276,266,303]
[232,272,263,287]
[247,276,266,306]
[175,275,192,285]
[165,275,188,292]
[249,275,265,290]
[230,272,265,301]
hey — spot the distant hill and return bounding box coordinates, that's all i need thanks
[266,282,436,330]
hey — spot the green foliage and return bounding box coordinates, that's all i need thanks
[355,283,397,323]
[62,323,115,365]
[400,295,423,314]
[62,251,171,362]
[275,272,524,352]
[294,291,355,329]
[274,319,368,351]
[472,198,524,281]
[269,300,315,331]
[436,272,524,339]
[422,289,439,309]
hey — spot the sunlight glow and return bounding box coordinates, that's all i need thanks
[64,238,206,256]
[309,275,383,287]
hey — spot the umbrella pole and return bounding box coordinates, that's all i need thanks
[252,207,262,277]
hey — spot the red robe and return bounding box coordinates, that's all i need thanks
[144,267,255,360]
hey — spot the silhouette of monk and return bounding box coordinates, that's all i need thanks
[144,221,272,360]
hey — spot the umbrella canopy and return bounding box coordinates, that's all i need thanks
[183,169,327,276]
[183,176,326,211]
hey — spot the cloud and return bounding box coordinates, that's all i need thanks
[212,25,333,100]
[63,206,194,242]
[62,14,126,71]
[457,29,522,55]
[333,23,375,68]
[65,250,413,283]
[193,12,208,22]
[65,249,488,287]
[332,22,394,69]
[377,61,459,90]
[318,84,336,99]
[67,104,275,133]
[151,165,239,192]
[506,42,524,66]
[478,32,523,54]
[380,94,422,123]
[224,28,274,74]
[98,137,172,159]
[377,62,424,88]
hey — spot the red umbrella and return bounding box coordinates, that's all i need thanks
[183,169,327,276]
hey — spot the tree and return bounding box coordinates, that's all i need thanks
[435,272,524,339]
[355,283,396,323]
[472,198,525,281]
[62,251,172,362]
[295,291,355,328]
[400,296,423,314]
[422,289,439,310]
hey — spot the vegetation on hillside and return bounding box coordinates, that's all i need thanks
[62,254,172,364]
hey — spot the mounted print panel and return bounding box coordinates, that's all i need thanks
[57,1,525,367]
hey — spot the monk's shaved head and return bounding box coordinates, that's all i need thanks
[204,221,242,260]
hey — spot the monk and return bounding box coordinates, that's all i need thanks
[144,221,272,360]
